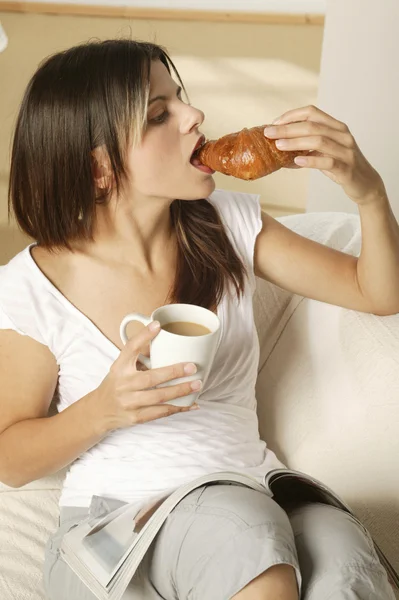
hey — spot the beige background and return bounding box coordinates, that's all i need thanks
[0,12,323,264]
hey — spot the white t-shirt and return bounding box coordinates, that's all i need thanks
[0,189,285,507]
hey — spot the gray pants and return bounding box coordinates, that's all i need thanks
[43,484,395,600]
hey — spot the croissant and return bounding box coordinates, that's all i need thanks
[192,124,307,181]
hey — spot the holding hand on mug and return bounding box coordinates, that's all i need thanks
[120,303,221,408]
[94,321,201,433]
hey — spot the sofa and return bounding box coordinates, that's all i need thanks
[1,211,398,599]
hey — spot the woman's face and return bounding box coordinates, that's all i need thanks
[125,60,215,203]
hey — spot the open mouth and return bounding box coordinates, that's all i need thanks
[189,135,215,174]
[190,135,206,164]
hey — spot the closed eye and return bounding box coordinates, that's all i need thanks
[151,111,169,124]
[148,86,187,125]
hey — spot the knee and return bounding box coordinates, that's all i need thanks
[288,502,396,599]
[307,566,396,600]
[290,503,379,569]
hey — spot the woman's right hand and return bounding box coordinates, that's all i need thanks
[94,321,201,432]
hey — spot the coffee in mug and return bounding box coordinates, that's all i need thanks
[120,304,221,407]
[161,321,211,337]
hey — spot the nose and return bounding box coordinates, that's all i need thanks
[180,104,205,134]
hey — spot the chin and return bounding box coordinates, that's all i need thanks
[183,175,216,200]
[200,175,216,195]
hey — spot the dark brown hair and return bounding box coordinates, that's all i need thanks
[8,39,247,309]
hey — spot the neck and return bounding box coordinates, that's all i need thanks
[84,191,176,273]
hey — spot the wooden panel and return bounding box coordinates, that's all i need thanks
[0,2,325,25]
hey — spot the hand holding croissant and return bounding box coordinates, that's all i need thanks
[194,106,386,207]
[192,124,307,181]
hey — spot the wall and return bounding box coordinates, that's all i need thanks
[0,11,323,263]
[307,0,399,220]
[13,0,326,12]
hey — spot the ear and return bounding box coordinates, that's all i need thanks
[91,146,113,190]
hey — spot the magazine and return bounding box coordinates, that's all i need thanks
[60,468,399,600]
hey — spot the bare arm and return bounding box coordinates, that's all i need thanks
[0,330,108,487]
[260,105,399,316]
[254,211,369,313]
[0,323,201,488]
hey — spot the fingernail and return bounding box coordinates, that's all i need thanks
[191,380,202,391]
[272,118,282,124]
[149,320,161,331]
[264,127,277,137]
[189,404,200,410]
[184,363,197,375]
[275,140,287,149]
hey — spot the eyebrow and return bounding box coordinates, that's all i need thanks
[148,85,182,106]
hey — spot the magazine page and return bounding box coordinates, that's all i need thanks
[61,504,138,585]
[84,495,167,588]
[264,468,353,512]
[60,500,155,600]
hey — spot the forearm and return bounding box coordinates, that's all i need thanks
[356,192,399,315]
[0,389,110,488]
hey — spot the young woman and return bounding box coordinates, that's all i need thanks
[0,39,398,600]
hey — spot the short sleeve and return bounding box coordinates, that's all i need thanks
[0,258,48,347]
[207,189,262,294]
[0,304,26,336]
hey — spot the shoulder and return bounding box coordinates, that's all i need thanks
[207,188,261,225]
[207,188,262,245]
[0,245,33,298]
[0,245,48,343]
[207,189,263,295]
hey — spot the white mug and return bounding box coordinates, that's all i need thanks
[120,303,221,407]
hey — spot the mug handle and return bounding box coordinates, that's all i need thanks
[119,313,152,370]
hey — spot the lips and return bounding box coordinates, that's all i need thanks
[190,135,206,161]
[189,134,214,173]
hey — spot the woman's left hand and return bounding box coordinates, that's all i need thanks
[264,105,386,206]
